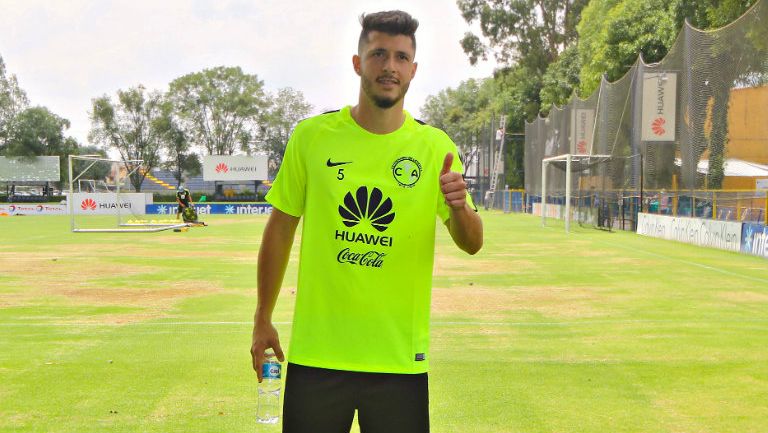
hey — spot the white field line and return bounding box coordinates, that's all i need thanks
[596,237,768,285]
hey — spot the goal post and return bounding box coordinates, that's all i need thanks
[541,153,613,233]
[67,155,186,233]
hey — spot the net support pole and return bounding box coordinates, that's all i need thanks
[116,162,121,228]
[541,159,547,227]
[68,155,74,232]
[565,154,572,233]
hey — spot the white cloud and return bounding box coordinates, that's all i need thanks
[0,0,496,145]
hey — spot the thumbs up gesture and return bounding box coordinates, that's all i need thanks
[439,153,467,210]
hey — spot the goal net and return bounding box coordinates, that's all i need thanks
[68,155,186,233]
[540,154,616,232]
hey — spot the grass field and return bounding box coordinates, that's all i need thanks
[1,211,767,433]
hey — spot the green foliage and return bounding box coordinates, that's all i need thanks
[677,0,760,29]
[457,0,588,73]
[421,78,495,149]
[0,56,29,152]
[89,85,165,192]
[539,45,582,111]
[257,87,312,173]
[2,106,79,183]
[3,106,73,157]
[578,0,679,95]
[167,66,268,156]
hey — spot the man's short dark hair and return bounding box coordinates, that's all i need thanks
[358,10,418,53]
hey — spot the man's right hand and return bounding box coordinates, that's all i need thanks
[250,321,285,382]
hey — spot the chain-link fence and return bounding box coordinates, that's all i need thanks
[525,0,768,229]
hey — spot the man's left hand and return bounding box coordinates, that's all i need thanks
[439,153,467,209]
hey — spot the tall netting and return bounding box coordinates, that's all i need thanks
[526,0,768,229]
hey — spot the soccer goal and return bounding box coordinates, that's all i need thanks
[541,153,613,233]
[68,155,187,233]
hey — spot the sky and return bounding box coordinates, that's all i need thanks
[0,0,496,147]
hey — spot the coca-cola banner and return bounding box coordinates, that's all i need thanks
[570,109,594,155]
[69,193,147,215]
[641,72,677,142]
[203,155,268,181]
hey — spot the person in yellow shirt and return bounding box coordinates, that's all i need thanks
[250,10,483,433]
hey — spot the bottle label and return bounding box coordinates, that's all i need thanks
[262,361,281,379]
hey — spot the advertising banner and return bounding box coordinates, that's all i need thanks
[741,223,768,259]
[146,203,272,216]
[0,156,60,181]
[70,193,146,215]
[641,73,677,142]
[570,109,594,155]
[637,213,741,251]
[203,155,268,181]
[0,204,67,215]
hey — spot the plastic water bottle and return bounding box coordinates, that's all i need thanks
[257,355,281,424]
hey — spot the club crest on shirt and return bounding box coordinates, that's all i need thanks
[391,156,422,188]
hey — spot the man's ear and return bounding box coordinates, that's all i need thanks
[352,54,361,76]
[411,61,418,79]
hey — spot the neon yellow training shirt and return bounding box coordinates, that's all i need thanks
[266,106,474,374]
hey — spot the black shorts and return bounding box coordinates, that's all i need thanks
[282,363,429,433]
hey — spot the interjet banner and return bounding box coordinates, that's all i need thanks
[741,223,768,259]
[570,109,594,155]
[70,193,146,215]
[146,203,272,216]
[637,213,741,252]
[203,155,268,181]
[641,73,677,142]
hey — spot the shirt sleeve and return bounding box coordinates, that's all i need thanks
[265,123,307,217]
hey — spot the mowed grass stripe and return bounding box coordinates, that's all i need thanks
[1,212,767,433]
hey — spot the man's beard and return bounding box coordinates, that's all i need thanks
[362,75,410,109]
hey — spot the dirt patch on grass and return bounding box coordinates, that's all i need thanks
[432,286,602,320]
[433,254,536,276]
[716,291,768,303]
[60,281,221,307]
[0,250,224,324]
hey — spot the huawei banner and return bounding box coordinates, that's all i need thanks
[570,109,594,155]
[203,155,268,181]
[641,73,677,142]
[69,193,147,215]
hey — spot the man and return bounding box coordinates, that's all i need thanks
[175,185,193,221]
[250,10,483,433]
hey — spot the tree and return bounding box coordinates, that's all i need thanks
[0,55,29,152]
[89,85,165,192]
[420,75,530,188]
[167,66,269,156]
[457,0,588,72]
[257,87,312,173]
[3,106,79,184]
[577,0,679,95]
[154,101,200,187]
[539,45,581,110]
[421,78,494,157]
[4,106,73,157]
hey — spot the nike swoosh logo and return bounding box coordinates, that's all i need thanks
[326,159,352,167]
